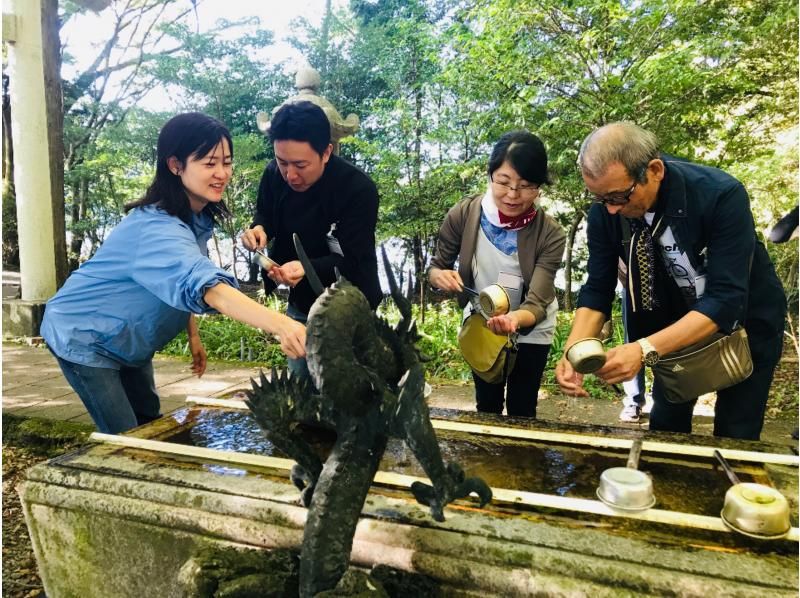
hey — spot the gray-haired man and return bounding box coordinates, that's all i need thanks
[555,122,785,440]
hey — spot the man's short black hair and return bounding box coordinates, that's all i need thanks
[269,101,332,156]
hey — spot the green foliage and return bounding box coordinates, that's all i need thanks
[160,316,288,367]
[378,300,473,382]
[443,0,798,294]
[63,109,162,262]
[147,22,291,134]
[57,3,287,271]
[160,295,290,366]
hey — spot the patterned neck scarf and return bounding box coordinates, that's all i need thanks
[481,186,537,231]
[627,215,665,312]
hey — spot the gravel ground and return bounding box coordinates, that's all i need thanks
[3,446,47,598]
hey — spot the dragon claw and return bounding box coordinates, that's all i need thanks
[410,481,445,522]
[456,477,493,508]
[409,463,492,521]
[291,464,316,507]
[446,462,465,484]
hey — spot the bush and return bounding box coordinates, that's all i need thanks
[381,300,472,383]
[159,296,289,367]
[159,294,622,401]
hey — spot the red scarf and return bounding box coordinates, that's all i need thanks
[497,205,537,231]
[481,186,538,231]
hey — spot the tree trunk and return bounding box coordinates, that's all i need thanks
[68,179,88,272]
[410,233,427,322]
[563,209,585,311]
[2,73,19,269]
[43,0,67,286]
[319,0,332,81]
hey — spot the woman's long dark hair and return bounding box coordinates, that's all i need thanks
[125,112,233,224]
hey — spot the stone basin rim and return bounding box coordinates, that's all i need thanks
[185,396,800,466]
[88,431,800,543]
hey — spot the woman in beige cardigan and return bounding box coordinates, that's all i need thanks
[429,131,566,417]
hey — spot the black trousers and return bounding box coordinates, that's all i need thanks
[472,343,551,418]
[649,332,783,440]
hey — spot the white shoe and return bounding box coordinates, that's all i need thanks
[619,403,641,423]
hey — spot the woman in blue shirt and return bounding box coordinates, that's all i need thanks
[41,113,306,434]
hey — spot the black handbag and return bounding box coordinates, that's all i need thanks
[651,327,753,404]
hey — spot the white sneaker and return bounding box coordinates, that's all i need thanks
[619,403,641,423]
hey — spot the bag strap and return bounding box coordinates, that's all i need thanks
[620,216,632,249]
[499,333,518,384]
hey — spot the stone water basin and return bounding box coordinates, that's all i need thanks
[163,407,761,519]
[18,404,800,597]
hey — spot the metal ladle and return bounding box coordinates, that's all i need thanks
[596,439,655,511]
[713,450,791,540]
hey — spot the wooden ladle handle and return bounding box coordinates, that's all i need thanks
[714,450,741,486]
[626,439,643,469]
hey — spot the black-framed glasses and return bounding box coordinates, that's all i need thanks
[491,175,539,197]
[591,181,637,206]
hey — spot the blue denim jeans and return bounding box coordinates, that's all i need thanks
[286,303,313,384]
[55,356,161,434]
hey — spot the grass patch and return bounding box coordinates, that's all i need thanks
[2,414,94,456]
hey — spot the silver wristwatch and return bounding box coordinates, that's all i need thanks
[637,338,660,366]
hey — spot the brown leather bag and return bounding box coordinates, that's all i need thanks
[457,313,518,384]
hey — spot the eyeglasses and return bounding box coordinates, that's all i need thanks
[491,175,539,197]
[591,182,637,206]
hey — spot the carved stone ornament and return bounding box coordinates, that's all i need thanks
[257,66,360,153]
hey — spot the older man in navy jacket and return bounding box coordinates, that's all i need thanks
[556,122,785,440]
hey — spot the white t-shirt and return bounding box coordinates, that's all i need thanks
[644,212,706,302]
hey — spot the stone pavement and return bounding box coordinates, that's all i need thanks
[1,342,268,426]
[2,341,796,448]
[0,342,481,427]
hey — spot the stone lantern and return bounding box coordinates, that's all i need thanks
[257,67,359,154]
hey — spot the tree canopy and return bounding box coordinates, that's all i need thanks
[2,0,796,309]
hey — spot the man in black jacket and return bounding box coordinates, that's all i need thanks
[555,122,786,440]
[242,101,381,377]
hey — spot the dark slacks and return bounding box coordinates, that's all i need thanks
[648,332,783,440]
[472,342,551,418]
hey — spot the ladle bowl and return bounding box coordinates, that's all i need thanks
[596,467,655,511]
[565,337,607,374]
[596,439,655,512]
[714,450,791,539]
[253,250,279,270]
[478,284,510,318]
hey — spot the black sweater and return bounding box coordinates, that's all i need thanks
[252,154,382,314]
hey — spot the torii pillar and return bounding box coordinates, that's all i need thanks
[3,0,67,336]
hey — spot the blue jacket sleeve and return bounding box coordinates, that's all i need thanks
[692,182,754,332]
[576,203,618,319]
[131,214,238,314]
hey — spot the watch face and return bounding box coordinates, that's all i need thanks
[643,351,659,366]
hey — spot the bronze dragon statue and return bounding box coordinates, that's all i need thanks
[245,236,492,597]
